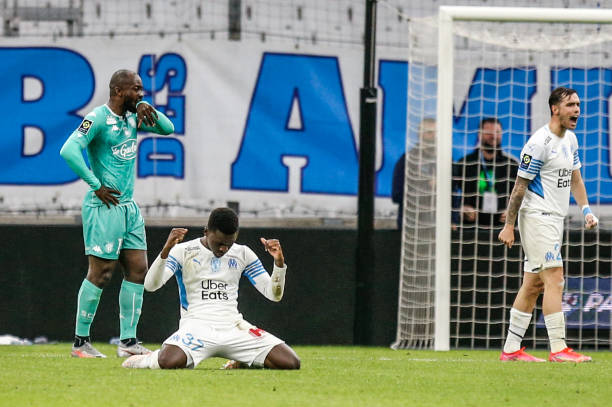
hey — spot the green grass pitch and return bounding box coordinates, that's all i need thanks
[1,344,610,406]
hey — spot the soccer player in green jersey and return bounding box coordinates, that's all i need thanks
[60,69,174,358]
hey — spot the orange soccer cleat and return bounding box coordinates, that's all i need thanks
[500,347,546,362]
[548,348,592,363]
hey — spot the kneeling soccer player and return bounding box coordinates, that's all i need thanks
[122,207,300,370]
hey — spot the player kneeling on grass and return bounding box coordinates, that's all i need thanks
[122,207,300,370]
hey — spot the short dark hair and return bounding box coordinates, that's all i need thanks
[549,87,578,115]
[207,207,239,234]
[479,117,501,129]
[109,69,136,96]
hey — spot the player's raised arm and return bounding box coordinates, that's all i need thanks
[136,101,174,135]
[145,228,188,292]
[244,239,287,302]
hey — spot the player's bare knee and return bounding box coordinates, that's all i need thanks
[557,278,565,289]
[158,346,187,369]
[87,267,114,288]
[157,353,179,369]
[286,354,300,370]
[276,345,300,370]
[126,269,147,284]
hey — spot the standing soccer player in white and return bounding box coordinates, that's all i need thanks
[498,87,597,363]
[122,207,300,370]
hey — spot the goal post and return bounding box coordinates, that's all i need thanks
[394,5,612,351]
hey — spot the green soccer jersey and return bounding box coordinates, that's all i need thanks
[61,103,174,207]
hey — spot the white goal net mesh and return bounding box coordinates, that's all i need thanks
[394,10,612,350]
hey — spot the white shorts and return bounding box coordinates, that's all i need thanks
[518,210,564,273]
[162,318,284,368]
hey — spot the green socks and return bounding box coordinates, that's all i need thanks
[75,278,144,340]
[75,279,103,337]
[119,280,144,340]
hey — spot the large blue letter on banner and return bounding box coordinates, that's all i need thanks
[552,68,612,204]
[138,53,187,134]
[0,47,94,184]
[137,53,186,179]
[232,53,358,194]
[138,138,184,178]
[377,60,407,197]
[452,68,537,161]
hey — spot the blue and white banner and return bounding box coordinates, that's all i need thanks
[1,36,611,217]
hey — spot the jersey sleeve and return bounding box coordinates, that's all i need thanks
[71,112,100,147]
[242,247,267,285]
[59,112,102,190]
[242,246,286,302]
[144,245,184,292]
[571,133,582,171]
[137,103,175,135]
[517,141,545,180]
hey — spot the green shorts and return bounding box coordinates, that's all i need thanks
[82,200,147,260]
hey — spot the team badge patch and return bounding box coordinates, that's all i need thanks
[520,154,532,170]
[78,119,93,135]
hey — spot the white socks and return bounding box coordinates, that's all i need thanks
[544,312,567,353]
[503,308,532,353]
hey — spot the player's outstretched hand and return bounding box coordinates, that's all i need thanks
[498,224,515,248]
[585,213,599,230]
[136,101,159,128]
[161,228,188,258]
[260,237,285,268]
[95,185,121,208]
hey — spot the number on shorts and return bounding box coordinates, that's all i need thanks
[181,332,205,351]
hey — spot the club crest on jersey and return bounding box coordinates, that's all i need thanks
[78,119,93,135]
[562,145,569,158]
[111,139,137,161]
[211,257,221,272]
[520,154,532,170]
[228,259,238,269]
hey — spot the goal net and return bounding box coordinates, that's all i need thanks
[393,6,612,351]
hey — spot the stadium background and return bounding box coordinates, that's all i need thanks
[0,0,610,347]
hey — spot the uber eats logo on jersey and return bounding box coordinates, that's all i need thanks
[557,168,572,188]
[112,139,137,161]
[201,280,229,300]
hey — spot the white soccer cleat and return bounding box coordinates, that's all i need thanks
[117,342,152,358]
[71,342,107,358]
[121,354,150,368]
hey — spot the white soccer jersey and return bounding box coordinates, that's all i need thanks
[145,238,286,326]
[517,125,581,217]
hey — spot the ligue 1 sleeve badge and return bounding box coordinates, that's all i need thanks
[520,154,532,170]
[78,119,93,135]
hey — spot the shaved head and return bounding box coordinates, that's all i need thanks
[109,69,137,96]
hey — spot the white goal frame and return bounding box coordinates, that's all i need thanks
[434,6,612,351]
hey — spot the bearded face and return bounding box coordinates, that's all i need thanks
[480,121,503,153]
